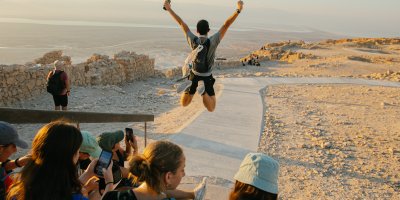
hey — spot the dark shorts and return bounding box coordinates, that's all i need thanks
[188,72,215,96]
[52,94,68,107]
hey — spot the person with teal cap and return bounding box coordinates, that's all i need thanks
[77,131,102,176]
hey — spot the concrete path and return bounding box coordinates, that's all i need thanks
[171,77,400,196]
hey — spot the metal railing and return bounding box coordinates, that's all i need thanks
[0,107,154,146]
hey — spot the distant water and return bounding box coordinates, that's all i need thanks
[0,18,342,69]
[0,18,256,32]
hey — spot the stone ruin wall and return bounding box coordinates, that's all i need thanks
[162,59,243,78]
[0,51,155,106]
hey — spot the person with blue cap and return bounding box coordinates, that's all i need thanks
[230,152,279,200]
[0,121,30,200]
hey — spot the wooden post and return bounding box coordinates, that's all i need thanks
[145,122,147,147]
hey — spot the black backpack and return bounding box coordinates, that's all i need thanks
[46,70,65,95]
[192,37,211,73]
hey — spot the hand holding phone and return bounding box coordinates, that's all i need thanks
[94,150,113,177]
[125,128,134,143]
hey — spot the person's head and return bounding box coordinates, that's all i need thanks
[129,140,185,194]
[8,120,83,200]
[230,153,279,200]
[197,19,210,35]
[79,130,101,160]
[53,60,64,70]
[97,130,124,152]
[0,121,28,162]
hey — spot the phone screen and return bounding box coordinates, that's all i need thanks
[94,150,112,177]
[125,128,134,142]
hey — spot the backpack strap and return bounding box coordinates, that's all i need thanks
[194,36,210,47]
[51,70,63,78]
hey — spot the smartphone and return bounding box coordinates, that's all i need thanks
[125,128,134,142]
[94,150,113,177]
[163,0,171,10]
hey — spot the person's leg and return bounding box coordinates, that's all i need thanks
[202,94,216,112]
[61,95,68,111]
[180,92,194,107]
[181,74,199,107]
[202,75,216,112]
[53,95,61,110]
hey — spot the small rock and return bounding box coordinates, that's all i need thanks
[381,102,389,108]
[158,89,166,95]
[321,142,332,149]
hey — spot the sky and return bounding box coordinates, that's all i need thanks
[0,0,399,37]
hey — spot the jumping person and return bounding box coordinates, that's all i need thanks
[164,0,244,112]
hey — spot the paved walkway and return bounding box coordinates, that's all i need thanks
[171,77,400,197]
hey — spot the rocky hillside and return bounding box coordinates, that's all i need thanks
[239,38,400,81]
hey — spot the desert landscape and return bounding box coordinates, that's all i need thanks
[2,37,400,199]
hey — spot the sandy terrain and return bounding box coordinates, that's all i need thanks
[259,85,400,199]
[6,38,400,198]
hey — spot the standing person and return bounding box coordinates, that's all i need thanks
[0,121,29,200]
[164,0,244,112]
[46,60,70,111]
[6,120,101,200]
[229,153,279,200]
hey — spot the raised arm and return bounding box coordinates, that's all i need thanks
[219,0,244,40]
[164,0,190,34]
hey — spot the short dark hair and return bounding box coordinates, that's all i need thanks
[197,19,210,35]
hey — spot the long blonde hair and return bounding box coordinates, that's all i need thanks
[128,140,183,193]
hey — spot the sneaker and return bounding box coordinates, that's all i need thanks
[194,177,207,200]
[176,80,192,93]
[197,81,205,95]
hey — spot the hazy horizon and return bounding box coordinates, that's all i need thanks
[0,0,399,37]
[1,0,399,66]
